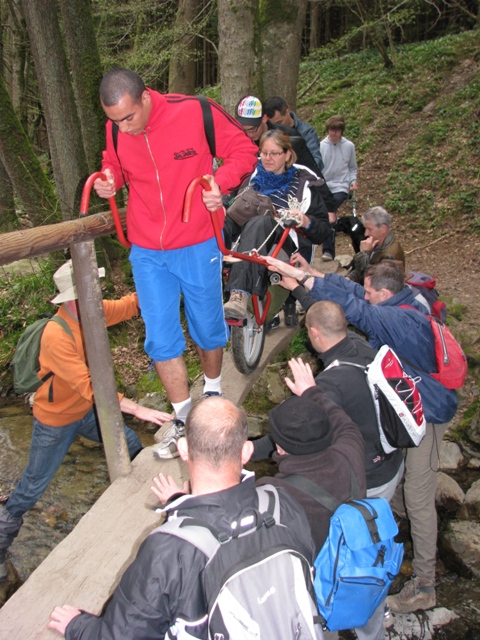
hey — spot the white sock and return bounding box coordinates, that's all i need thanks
[203,374,222,396]
[172,397,192,423]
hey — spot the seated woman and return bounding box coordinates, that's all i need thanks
[223,129,331,320]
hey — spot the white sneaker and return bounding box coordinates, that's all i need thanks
[152,420,185,460]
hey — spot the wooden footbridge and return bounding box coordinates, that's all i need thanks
[0,204,341,637]
[0,318,299,639]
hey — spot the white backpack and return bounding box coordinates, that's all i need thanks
[327,345,426,454]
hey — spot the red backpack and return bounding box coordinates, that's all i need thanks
[400,305,467,390]
[405,271,447,323]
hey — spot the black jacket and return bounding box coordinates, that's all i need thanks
[316,333,404,489]
[257,391,366,553]
[65,472,314,640]
[252,334,403,490]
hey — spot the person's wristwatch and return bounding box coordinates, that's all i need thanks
[297,272,312,286]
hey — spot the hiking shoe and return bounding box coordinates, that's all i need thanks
[152,420,185,460]
[283,301,298,327]
[224,290,248,320]
[322,252,333,262]
[387,576,436,613]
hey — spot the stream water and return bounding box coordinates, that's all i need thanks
[1,401,480,638]
[0,401,155,583]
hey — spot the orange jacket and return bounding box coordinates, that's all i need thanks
[33,294,139,427]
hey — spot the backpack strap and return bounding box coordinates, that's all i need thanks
[324,359,366,372]
[282,475,341,512]
[397,305,439,374]
[44,317,74,403]
[197,95,216,158]
[111,122,129,192]
[153,516,221,559]
[49,316,74,340]
[282,466,362,512]
[346,499,381,544]
[256,484,280,523]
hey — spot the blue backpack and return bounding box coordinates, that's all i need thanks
[283,473,403,631]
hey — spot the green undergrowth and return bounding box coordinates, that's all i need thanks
[275,326,309,363]
[297,30,480,230]
[0,259,59,377]
[451,398,479,440]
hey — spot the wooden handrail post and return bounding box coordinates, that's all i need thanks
[70,241,131,481]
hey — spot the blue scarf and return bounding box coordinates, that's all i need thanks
[251,161,297,196]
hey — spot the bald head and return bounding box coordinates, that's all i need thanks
[185,397,248,469]
[306,301,347,339]
[305,301,347,353]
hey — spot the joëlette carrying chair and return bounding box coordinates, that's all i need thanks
[183,176,291,327]
[184,176,298,374]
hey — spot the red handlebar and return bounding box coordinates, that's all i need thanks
[183,176,211,223]
[182,177,289,265]
[80,172,131,248]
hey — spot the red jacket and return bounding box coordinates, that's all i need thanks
[102,91,258,250]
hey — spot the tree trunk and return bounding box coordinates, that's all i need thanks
[0,74,59,225]
[309,0,320,50]
[58,0,105,174]
[1,0,28,122]
[20,0,89,220]
[218,0,255,116]
[260,0,308,109]
[0,158,16,231]
[168,0,199,95]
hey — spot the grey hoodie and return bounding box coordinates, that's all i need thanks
[320,135,357,194]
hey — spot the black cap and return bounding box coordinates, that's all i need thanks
[269,396,333,456]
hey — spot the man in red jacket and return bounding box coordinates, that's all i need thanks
[94,69,258,458]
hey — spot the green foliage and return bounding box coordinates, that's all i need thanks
[259,0,299,26]
[92,0,216,90]
[242,386,277,414]
[275,327,309,362]
[135,370,165,397]
[0,259,59,373]
[451,398,478,440]
[298,30,480,230]
[447,302,468,322]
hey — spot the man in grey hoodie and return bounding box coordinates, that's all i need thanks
[320,114,358,260]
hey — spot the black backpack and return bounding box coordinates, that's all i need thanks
[155,485,324,640]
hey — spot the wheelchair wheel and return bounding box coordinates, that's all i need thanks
[231,304,266,375]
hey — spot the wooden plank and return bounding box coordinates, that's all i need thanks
[0,450,187,638]
[0,311,300,638]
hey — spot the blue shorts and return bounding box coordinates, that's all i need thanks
[130,239,229,362]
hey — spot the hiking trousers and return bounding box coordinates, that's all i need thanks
[390,422,448,582]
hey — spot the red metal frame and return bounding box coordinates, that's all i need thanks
[80,172,131,248]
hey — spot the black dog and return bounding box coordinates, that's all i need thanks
[336,215,366,253]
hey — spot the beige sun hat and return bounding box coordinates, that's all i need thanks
[51,260,105,304]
